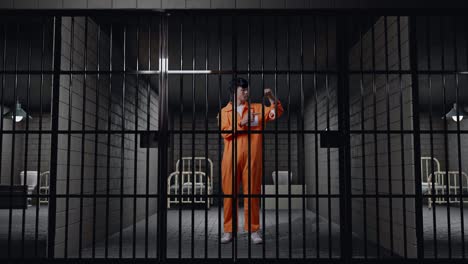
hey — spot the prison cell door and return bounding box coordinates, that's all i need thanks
[161,13,347,261]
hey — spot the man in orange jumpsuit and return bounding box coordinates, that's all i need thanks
[218,78,283,244]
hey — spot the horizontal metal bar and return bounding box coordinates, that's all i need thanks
[167,70,340,74]
[0,70,338,75]
[3,9,468,16]
[164,9,468,16]
[4,193,466,199]
[350,70,468,75]
[5,69,468,75]
[168,130,468,135]
[2,193,467,199]
[167,70,212,74]
[165,194,468,198]
[151,193,468,199]
[4,257,468,264]
[168,129,468,134]
[4,129,468,135]
[0,70,160,75]
[0,194,159,198]
[4,69,468,75]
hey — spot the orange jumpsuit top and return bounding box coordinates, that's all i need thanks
[220,100,284,165]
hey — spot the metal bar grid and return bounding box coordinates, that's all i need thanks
[0,11,466,264]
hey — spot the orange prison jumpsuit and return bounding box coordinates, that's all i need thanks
[219,100,283,232]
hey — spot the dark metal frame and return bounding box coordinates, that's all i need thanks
[0,9,467,264]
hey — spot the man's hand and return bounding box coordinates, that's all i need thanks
[264,88,277,105]
[240,111,260,127]
[264,88,274,99]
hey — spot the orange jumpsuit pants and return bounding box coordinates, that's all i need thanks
[219,100,283,232]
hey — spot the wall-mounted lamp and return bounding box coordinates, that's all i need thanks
[3,100,32,123]
[444,103,468,122]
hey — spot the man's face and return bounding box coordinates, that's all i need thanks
[236,86,249,103]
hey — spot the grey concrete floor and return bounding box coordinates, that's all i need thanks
[0,205,48,258]
[423,204,468,258]
[79,207,394,259]
[80,205,468,259]
[81,208,343,259]
[3,204,468,259]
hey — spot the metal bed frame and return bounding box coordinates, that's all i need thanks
[167,157,214,208]
[421,157,468,209]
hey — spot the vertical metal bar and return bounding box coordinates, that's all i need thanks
[204,15,209,260]
[370,18,381,258]
[247,14,252,260]
[337,14,352,263]
[452,13,462,258]
[35,18,46,258]
[426,16,437,258]
[119,23,127,259]
[133,18,140,260]
[21,21,33,258]
[261,14,266,260]
[409,15,425,262]
[144,17,151,259]
[457,15,467,259]
[7,23,19,259]
[178,16,183,259]
[232,14,238,261]
[440,16,452,259]
[383,16,395,256]
[286,15,292,259]
[397,16,409,259]
[217,15,222,259]
[78,17,89,258]
[105,22,113,259]
[274,14,279,260]
[190,15,196,259]
[156,15,161,259]
[326,17,332,259]
[0,23,5,257]
[359,15,368,259]
[64,17,75,258]
[299,15,306,260]
[313,15,320,259]
[157,16,164,259]
[49,15,62,259]
[157,13,169,262]
[92,22,101,259]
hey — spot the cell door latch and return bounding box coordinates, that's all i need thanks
[320,130,344,148]
[140,131,159,148]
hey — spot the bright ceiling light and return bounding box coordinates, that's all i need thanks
[444,103,467,123]
[3,101,32,123]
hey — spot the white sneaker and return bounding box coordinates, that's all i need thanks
[250,231,263,244]
[221,232,233,244]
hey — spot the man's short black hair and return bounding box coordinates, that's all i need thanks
[228,77,249,93]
